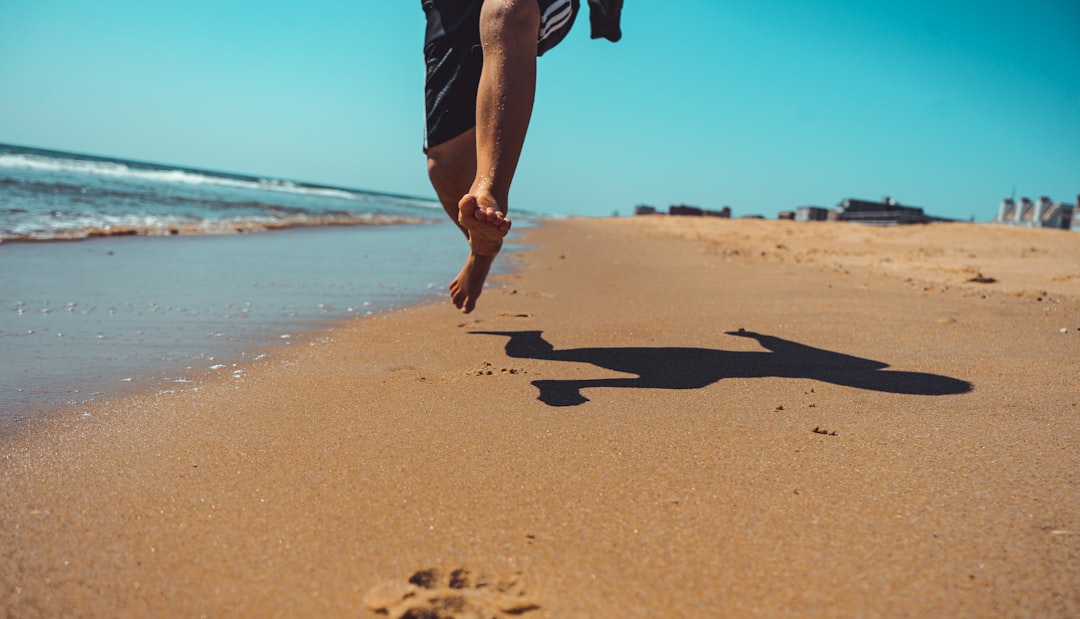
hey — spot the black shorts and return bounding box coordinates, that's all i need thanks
[422,0,580,149]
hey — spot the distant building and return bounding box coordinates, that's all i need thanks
[834,197,941,224]
[790,197,952,225]
[669,204,704,216]
[777,211,795,220]
[636,204,731,218]
[994,195,1075,230]
[795,206,830,222]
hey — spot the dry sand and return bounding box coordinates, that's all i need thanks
[1,217,1077,618]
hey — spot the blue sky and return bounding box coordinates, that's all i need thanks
[2,1,1077,221]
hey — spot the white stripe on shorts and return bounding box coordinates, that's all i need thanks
[539,0,573,42]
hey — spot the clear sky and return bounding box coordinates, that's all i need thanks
[2,1,1078,221]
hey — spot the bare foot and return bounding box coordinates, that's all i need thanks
[448,193,510,313]
[458,193,511,256]
[449,251,497,314]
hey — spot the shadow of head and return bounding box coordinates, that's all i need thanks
[473,330,973,407]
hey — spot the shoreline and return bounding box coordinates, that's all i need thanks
[0,222,530,426]
[1,217,1077,617]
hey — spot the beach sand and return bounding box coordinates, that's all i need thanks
[1,217,1077,617]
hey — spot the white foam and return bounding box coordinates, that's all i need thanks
[0,210,428,241]
[0,152,399,204]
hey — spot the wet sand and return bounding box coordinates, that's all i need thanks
[1,217,1077,617]
[0,222,472,424]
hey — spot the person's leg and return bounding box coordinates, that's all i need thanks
[459,0,540,254]
[440,0,540,313]
[422,0,543,313]
[426,128,477,239]
[427,128,495,313]
[427,128,501,314]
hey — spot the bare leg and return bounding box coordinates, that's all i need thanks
[427,129,477,240]
[463,0,539,247]
[427,0,540,314]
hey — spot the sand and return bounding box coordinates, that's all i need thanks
[1,217,1077,617]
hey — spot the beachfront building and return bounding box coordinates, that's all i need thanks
[669,204,703,216]
[790,197,952,225]
[666,204,731,218]
[994,196,1075,230]
[635,204,731,218]
[795,206,831,222]
[834,197,941,225]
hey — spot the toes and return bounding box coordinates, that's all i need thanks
[483,211,509,228]
[459,194,510,233]
[475,206,505,227]
[449,274,478,313]
[450,285,472,313]
[449,279,466,310]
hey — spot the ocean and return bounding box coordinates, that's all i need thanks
[0,143,443,241]
[0,144,519,426]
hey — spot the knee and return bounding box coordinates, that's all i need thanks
[480,0,541,40]
[426,129,476,198]
[427,151,470,198]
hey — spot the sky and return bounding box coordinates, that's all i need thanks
[2,1,1078,221]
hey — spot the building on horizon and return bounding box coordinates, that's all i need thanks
[669,204,704,217]
[833,197,949,225]
[663,204,731,218]
[994,196,1075,230]
[792,197,951,225]
[795,206,831,222]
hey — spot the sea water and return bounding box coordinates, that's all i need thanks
[0,144,520,425]
[0,143,442,241]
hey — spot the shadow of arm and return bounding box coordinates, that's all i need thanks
[471,330,555,359]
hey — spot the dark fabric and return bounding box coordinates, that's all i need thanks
[537,0,580,56]
[586,0,622,42]
[422,0,485,149]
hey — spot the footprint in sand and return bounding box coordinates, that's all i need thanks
[365,566,539,619]
[471,362,527,376]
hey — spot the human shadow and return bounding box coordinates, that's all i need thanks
[473,330,973,407]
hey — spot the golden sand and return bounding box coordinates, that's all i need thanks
[2,217,1077,617]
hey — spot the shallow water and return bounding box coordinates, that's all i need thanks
[0,222,507,424]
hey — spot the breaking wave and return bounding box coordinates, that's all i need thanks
[0,144,442,243]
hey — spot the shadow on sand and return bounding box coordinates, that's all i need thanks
[473,330,973,407]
